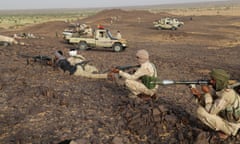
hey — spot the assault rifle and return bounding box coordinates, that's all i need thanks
[106,64,140,81]
[115,64,140,71]
[104,64,140,73]
[20,54,53,66]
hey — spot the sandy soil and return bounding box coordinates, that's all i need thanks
[0,5,240,144]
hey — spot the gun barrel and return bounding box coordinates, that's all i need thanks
[175,80,210,85]
[151,80,210,85]
[152,80,175,85]
[116,65,140,71]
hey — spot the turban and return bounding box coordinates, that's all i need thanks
[210,69,230,91]
[136,49,149,64]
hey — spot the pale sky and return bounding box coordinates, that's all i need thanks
[0,0,228,10]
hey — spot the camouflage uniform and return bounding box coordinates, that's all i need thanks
[119,49,158,98]
[55,50,107,79]
[0,35,18,45]
[54,51,76,75]
[67,54,107,79]
[84,27,93,37]
[195,69,240,136]
[116,31,122,39]
[67,54,86,64]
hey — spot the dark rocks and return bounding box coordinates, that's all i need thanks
[1,9,240,144]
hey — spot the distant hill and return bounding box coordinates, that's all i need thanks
[0,0,239,15]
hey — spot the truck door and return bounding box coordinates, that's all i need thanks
[96,31,112,47]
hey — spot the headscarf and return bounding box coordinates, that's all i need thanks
[69,48,77,56]
[210,69,230,91]
[136,49,149,64]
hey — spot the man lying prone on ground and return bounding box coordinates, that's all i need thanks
[54,49,107,79]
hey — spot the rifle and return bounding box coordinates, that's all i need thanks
[75,60,90,70]
[106,64,140,81]
[104,64,140,73]
[115,64,140,71]
[20,54,53,66]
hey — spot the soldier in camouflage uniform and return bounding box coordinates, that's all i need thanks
[116,30,122,39]
[0,34,19,46]
[54,49,107,79]
[67,49,98,73]
[190,69,240,139]
[111,49,158,99]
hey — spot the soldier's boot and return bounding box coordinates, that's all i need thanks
[128,93,138,99]
[137,93,154,101]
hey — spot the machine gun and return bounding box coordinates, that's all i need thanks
[20,54,53,66]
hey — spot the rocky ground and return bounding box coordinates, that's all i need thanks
[0,7,240,144]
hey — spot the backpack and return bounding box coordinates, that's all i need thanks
[140,63,158,89]
[141,75,158,89]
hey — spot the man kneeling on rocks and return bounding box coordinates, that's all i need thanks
[110,49,158,99]
[190,69,240,139]
[54,49,107,79]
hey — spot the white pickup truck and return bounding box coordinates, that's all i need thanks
[153,17,184,30]
[67,29,128,52]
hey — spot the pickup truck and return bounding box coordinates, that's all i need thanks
[153,17,184,30]
[67,29,128,52]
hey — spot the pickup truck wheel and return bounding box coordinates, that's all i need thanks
[78,42,88,50]
[113,43,123,52]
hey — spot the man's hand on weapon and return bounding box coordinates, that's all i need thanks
[106,65,139,81]
[201,85,210,93]
[107,68,120,81]
[189,84,201,99]
[189,84,211,100]
[111,68,120,73]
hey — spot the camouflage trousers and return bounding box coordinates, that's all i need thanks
[197,106,240,136]
[74,65,107,79]
[125,79,157,96]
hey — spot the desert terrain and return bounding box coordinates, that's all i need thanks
[0,2,240,144]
